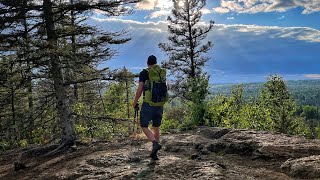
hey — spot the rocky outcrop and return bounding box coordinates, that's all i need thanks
[1,127,320,179]
[281,155,320,178]
[162,127,320,179]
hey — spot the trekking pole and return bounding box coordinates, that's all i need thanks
[132,102,140,140]
[135,104,141,140]
[131,106,136,140]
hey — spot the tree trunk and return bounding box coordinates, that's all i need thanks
[27,60,34,138]
[70,0,79,101]
[186,0,195,78]
[9,62,17,142]
[22,0,34,139]
[43,0,76,150]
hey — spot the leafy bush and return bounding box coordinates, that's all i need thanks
[161,106,187,132]
[18,139,28,148]
[161,118,180,132]
[187,75,209,126]
[32,128,46,144]
[0,141,9,151]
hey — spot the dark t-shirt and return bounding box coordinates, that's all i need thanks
[139,69,149,83]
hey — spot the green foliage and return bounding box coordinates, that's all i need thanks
[225,84,245,128]
[210,79,320,106]
[18,139,29,148]
[205,95,229,127]
[0,141,10,151]
[69,70,135,142]
[104,82,129,118]
[202,75,315,138]
[260,75,297,134]
[74,102,86,116]
[161,106,188,132]
[205,92,272,130]
[161,118,180,133]
[289,117,312,137]
[75,119,129,142]
[32,128,47,144]
[238,102,273,130]
[103,69,135,120]
[298,105,320,138]
[178,118,198,131]
[187,75,209,126]
[75,124,91,137]
[301,105,319,119]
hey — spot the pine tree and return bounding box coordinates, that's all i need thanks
[260,75,296,134]
[159,0,214,100]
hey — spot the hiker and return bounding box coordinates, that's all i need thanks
[132,55,168,160]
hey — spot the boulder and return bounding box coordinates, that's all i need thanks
[281,155,320,178]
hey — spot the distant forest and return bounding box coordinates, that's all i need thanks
[210,79,320,106]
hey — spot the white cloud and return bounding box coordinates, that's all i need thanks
[91,17,320,43]
[227,16,235,20]
[90,17,168,32]
[136,0,158,10]
[304,74,320,79]
[213,7,230,13]
[213,0,320,14]
[150,9,171,18]
[136,0,173,18]
[216,24,320,43]
[201,8,213,14]
[92,17,320,43]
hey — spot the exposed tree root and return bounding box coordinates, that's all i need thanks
[14,144,59,171]
[44,139,75,157]
[14,139,76,171]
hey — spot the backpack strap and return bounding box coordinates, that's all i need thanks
[148,65,163,82]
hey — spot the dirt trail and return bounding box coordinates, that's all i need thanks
[1,127,319,179]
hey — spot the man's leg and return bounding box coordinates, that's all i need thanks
[152,106,163,143]
[140,103,162,160]
[153,127,160,142]
[140,103,155,142]
[142,127,156,142]
[142,126,161,160]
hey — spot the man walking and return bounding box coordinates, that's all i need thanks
[132,55,168,160]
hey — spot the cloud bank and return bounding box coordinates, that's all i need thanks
[212,0,320,14]
[90,17,320,83]
[305,74,320,79]
[134,0,320,17]
[92,17,320,43]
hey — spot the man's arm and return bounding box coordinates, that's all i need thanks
[132,82,144,108]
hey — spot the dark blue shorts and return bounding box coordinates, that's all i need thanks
[140,102,163,128]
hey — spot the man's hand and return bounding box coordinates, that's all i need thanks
[132,102,137,108]
[132,101,139,110]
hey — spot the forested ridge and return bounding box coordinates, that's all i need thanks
[210,79,320,106]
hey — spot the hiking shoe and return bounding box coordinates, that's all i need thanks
[150,141,162,160]
[150,153,159,161]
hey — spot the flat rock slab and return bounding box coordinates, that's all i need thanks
[281,155,320,178]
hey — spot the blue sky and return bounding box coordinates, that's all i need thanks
[90,0,320,84]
